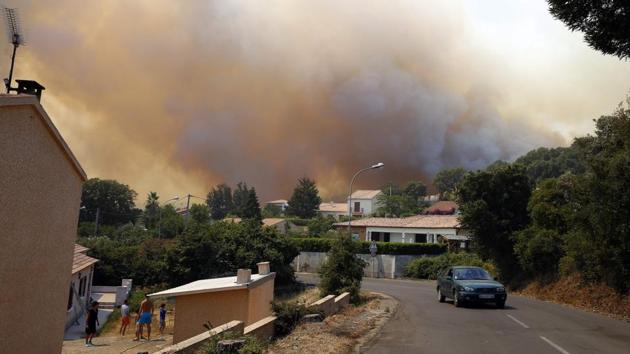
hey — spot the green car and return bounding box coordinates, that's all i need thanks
[436,266,507,308]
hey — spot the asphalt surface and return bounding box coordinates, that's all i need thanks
[297,273,630,354]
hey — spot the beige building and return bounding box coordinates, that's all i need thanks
[66,244,99,329]
[150,263,275,344]
[318,201,348,220]
[0,94,87,353]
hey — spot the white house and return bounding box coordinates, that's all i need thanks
[334,215,469,247]
[318,201,348,220]
[66,244,98,329]
[266,199,289,213]
[348,190,383,216]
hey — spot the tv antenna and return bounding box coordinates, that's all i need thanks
[3,6,23,94]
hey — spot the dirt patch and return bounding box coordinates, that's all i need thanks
[515,274,630,321]
[266,292,398,354]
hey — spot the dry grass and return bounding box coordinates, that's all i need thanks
[516,274,630,321]
[266,292,397,354]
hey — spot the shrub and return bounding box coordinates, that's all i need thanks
[271,300,310,337]
[404,253,494,280]
[319,234,366,303]
[291,238,446,256]
[205,330,266,354]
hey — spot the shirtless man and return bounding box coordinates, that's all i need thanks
[134,294,154,341]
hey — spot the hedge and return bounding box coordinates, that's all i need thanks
[290,237,446,256]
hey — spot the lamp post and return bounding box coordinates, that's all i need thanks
[184,194,206,220]
[348,162,384,236]
[158,196,179,238]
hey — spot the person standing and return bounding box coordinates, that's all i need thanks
[158,303,167,339]
[119,299,130,336]
[85,301,99,347]
[135,294,154,341]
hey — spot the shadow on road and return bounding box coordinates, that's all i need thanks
[445,301,517,310]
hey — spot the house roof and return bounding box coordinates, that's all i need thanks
[266,199,287,204]
[318,202,347,213]
[148,273,275,298]
[334,215,460,229]
[349,190,382,199]
[0,95,87,181]
[72,244,98,274]
[263,218,286,227]
[223,217,286,227]
[425,201,458,214]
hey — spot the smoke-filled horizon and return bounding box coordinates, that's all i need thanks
[4,0,630,202]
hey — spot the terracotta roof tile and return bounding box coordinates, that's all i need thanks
[72,244,98,274]
[349,190,382,199]
[318,202,347,213]
[334,215,460,229]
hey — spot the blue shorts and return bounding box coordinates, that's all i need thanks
[138,312,152,324]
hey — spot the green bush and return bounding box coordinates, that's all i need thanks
[291,238,446,255]
[271,300,311,337]
[319,234,366,303]
[287,217,310,226]
[205,330,266,354]
[404,253,494,280]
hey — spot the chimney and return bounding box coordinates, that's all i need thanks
[15,80,45,101]
[236,268,251,284]
[257,261,270,275]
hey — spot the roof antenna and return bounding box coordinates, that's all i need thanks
[3,6,23,94]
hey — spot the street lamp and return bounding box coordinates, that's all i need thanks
[158,196,179,238]
[348,162,384,236]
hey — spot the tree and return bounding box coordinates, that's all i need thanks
[307,216,335,236]
[548,0,630,59]
[262,204,282,218]
[159,204,184,238]
[143,191,160,229]
[241,188,262,221]
[79,178,140,226]
[189,204,210,224]
[319,233,366,303]
[232,182,250,217]
[458,165,531,281]
[206,183,233,220]
[564,101,630,292]
[287,177,322,219]
[433,167,466,200]
[376,182,403,217]
[514,146,585,186]
[401,181,428,215]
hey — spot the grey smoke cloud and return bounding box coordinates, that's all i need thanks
[9,0,620,202]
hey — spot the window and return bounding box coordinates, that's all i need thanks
[354,202,361,213]
[383,232,390,242]
[79,276,86,296]
[67,285,73,310]
[415,234,427,243]
[372,232,381,242]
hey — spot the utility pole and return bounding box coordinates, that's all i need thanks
[93,207,100,237]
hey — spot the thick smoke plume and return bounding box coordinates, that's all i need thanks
[6,0,602,200]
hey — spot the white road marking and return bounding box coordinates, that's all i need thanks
[540,336,571,354]
[506,314,530,329]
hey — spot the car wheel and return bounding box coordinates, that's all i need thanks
[437,288,445,303]
[453,291,463,307]
[496,301,505,309]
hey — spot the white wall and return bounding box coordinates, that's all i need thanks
[366,227,458,243]
[348,197,381,215]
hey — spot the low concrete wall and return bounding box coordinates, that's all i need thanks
[154,320,244,354]
[244,316,276,340]
[308,294,336,316]
[293,252,434,278]
[334,292,350,312]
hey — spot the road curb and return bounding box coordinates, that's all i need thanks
[354,291,400,353]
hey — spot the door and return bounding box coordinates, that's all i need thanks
[441,268,454,295]
[354,201,361,213]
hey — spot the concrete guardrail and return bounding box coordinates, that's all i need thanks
[154,320,244,354]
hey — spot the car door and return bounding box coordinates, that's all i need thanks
[443,268,454,295]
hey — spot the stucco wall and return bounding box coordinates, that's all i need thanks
[294,251,436,278]
[173,289,249,343]
[247,278,274,325]
[0,103,84,354]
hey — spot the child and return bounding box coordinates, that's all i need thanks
[119,299,130,336]
[159,303,167,339]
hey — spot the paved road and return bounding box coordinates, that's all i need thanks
[297,274,630,354]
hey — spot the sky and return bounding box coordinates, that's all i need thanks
[3,0,629,205]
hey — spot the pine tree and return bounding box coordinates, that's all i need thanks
[206,183,233,220]
[287,177,322,219]
[242,188,262,221]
